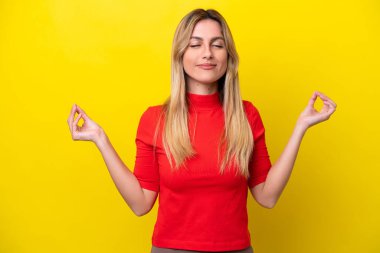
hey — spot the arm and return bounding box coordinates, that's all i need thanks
[250,91,337,208]
[67,104,157,217]
[95,130,158,216]
[250,123,306,209]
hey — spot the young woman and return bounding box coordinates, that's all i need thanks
[67,8,336,253]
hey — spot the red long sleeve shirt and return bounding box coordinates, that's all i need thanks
[133,91,272,252]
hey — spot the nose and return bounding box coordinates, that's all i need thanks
[202,45,213,59]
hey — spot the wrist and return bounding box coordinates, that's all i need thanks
[94,129,108,147]
[295,121,309,134]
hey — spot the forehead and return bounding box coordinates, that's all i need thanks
[190,19,223,39]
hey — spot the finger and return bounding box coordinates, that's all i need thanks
[316,91,337,108]
[67,104,78,133]
[320,102,331,114]
[72,113,82,134]
[307,91,318,107]
[320,101,336,116]
[327,98,337,109]
[76,105,90,120]
[326,101,337,115]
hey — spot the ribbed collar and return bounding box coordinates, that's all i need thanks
[186,91,222,111]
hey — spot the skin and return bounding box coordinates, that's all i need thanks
[251,92,336,208]
[183,19,227,95]
[67,19,337,212]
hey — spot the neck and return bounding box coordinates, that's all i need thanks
[186,81,218,95]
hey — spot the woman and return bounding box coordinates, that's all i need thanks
[67,9,336,253]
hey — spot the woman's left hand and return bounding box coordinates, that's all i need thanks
[297,91,337,129]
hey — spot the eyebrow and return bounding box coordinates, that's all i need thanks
[190,36,225,43]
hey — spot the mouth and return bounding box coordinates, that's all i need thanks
[197,64,217,70]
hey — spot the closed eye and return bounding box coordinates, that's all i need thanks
[189,45,224,48]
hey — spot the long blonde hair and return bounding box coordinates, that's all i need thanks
[155,9,254,179]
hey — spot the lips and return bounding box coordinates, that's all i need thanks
[197,63,216,70]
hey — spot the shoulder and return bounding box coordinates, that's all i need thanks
[136,105,164,140]
[139,105,164,122]
[242,100,267,139]
[242,100,257,111]
[242,100,260,121]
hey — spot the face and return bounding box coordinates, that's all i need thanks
[183,19,228,93]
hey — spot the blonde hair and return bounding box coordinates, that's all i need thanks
[155,8,254,179]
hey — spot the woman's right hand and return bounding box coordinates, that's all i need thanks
[67,104,104,143]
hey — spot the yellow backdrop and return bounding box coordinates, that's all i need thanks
[1,0,379,252]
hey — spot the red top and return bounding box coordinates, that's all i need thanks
[133,91,272,252]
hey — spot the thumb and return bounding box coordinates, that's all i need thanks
[307,91,318,108]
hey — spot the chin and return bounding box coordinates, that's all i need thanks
[195,77,221,85]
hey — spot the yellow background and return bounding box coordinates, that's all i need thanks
[1,0,379,252]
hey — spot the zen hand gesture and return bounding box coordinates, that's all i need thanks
[67,104,103,142]
[297,91,337,129]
